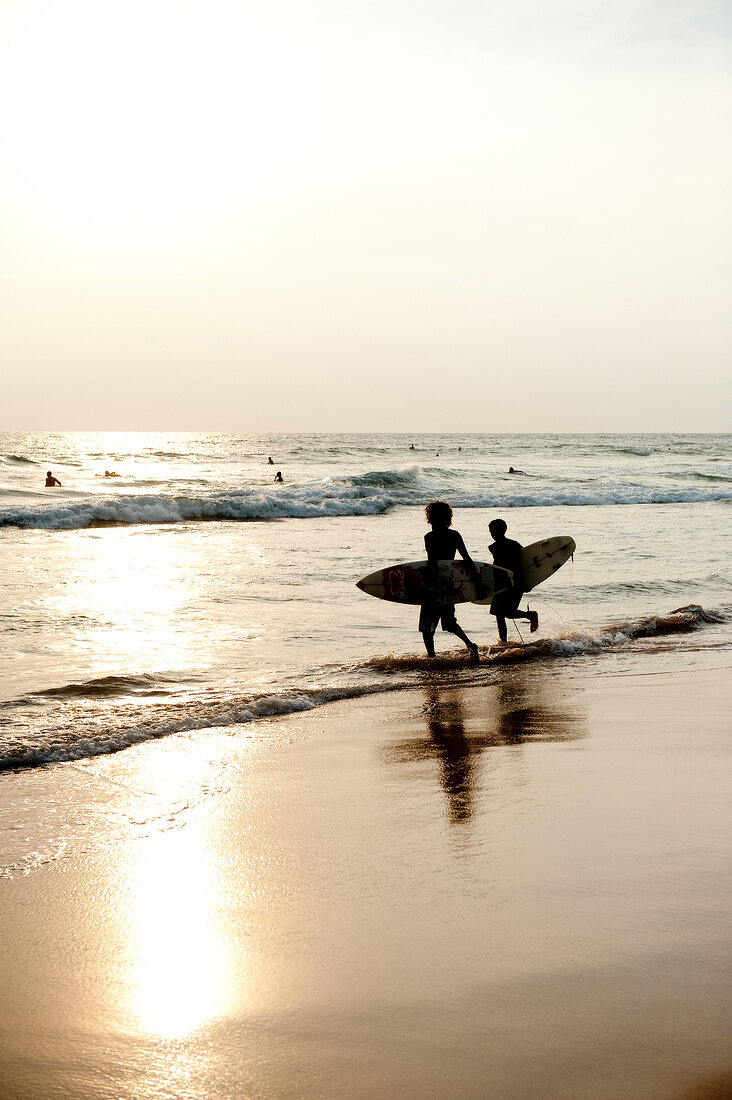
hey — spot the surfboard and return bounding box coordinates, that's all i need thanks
[472,536,575,604]
[356,560,513,606]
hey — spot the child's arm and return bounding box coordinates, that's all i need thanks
[455,532,487,598]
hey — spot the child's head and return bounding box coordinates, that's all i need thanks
[425,500,453,528]
[489,518,507,538]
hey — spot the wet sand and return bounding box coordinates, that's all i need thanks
[0,662,730,1100]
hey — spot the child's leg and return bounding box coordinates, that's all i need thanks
[448,621,473,649]
[442,612,479,661]
[508,608,539,633]
[419,606,438,657]
[494,613,508,644]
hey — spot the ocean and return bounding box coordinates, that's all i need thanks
[1,430,730,780]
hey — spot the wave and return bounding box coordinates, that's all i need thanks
[1,454,38,465]
[0,487,392,530]
[686,471,732,483]
[1,606,727,771]
[568,575,732,599]
[1,469,731,530]
[26,673,186,701]
[481,604,728,664]
[0,682,401,771]
[364,605,729,672]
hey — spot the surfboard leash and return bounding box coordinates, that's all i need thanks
[567,551,581,623]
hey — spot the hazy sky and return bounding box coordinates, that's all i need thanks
[1,0,730,431]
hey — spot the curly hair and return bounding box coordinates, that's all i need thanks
[425,500,453,528]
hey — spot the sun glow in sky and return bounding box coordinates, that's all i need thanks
[3,1,296,233]
[1,0,730,430]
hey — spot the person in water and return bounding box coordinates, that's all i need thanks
[508,466,526,475]
[268,457,274,465]
[487,518,538,643]
[45,471,61,487]
[274,471,284,482]
[420,500,481,663]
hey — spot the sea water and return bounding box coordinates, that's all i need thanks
[0,431,730,774]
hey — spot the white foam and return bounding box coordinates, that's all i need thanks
[0,682,401,770]
[1,475,729,531]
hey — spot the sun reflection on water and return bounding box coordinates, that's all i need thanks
[49,527,204,675]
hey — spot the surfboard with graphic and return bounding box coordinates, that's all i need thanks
[356,560,513,606]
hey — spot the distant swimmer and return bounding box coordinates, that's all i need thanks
[486,519,538,644]
[508,466,526,475]
[274,471,284,482]
[104,470,120,477]
[45,471,62,487]
[268,457,274,465]
[420,500,481,663]
[409,444,416,450]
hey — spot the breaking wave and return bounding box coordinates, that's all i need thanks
[363,605,729,672]
[0,682,402,771]
[1,468,730,530]
[481,604,728,665]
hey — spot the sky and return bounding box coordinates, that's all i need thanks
[1,0,730,431]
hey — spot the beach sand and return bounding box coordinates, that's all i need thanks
[1,662,730,1100]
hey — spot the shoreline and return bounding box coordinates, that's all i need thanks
[1,662,730,1099]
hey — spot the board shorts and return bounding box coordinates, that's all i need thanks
[419,603,458,634]
[489,588,524,616]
